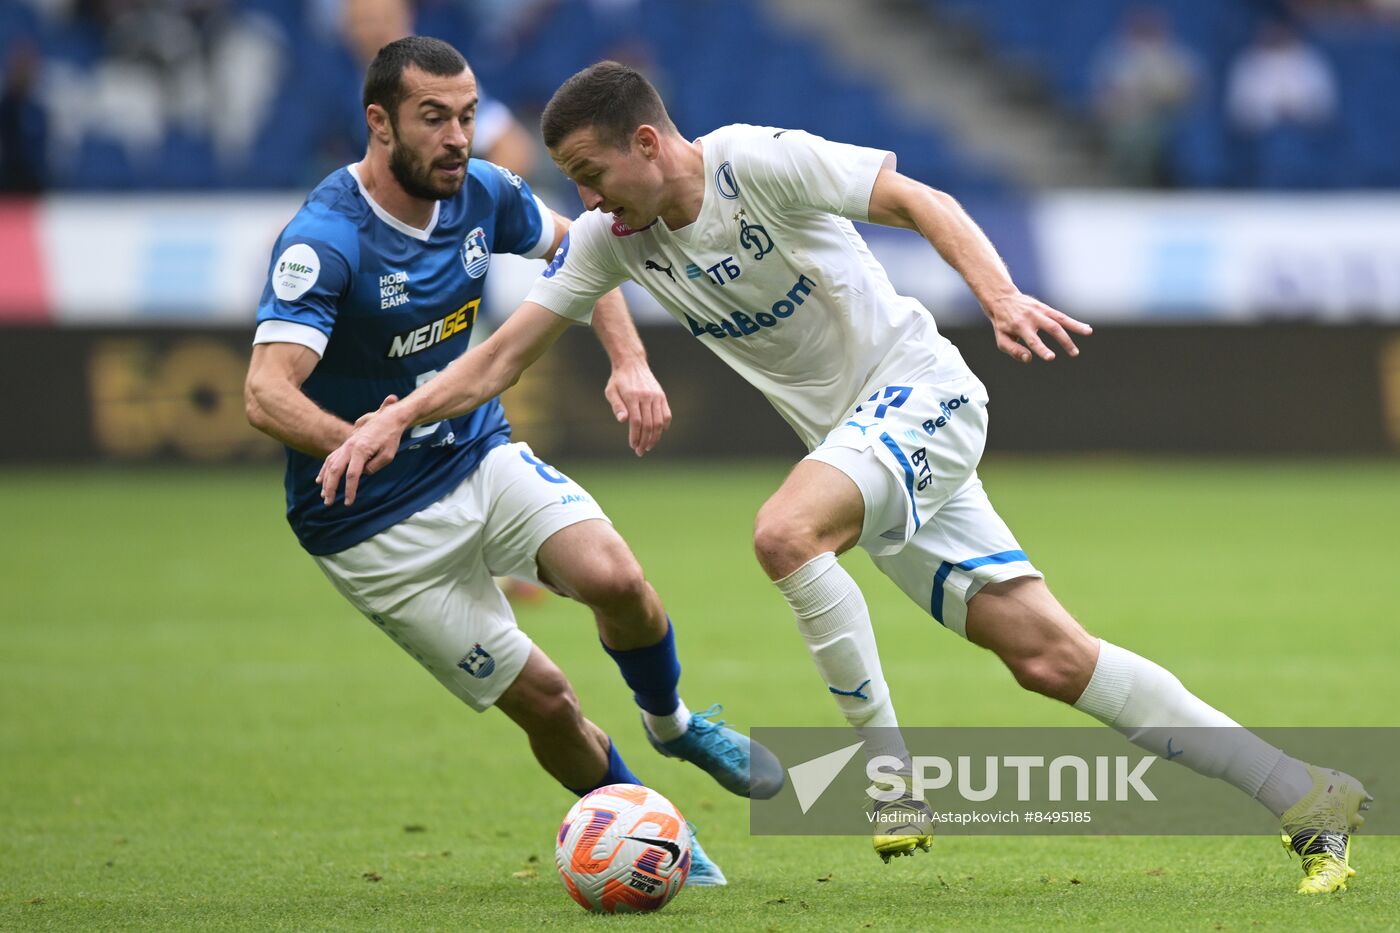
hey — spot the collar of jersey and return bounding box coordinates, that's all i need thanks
[346,163,440,241]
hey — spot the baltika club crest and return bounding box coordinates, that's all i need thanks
[460,226,490,278]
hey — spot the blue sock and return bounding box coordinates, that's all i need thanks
[567,739,643,796]
[601,619,681,716]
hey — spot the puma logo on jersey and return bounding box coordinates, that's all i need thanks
[386,298,480,358]
[644,258,675,282]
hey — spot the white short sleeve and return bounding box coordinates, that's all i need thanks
[252,319,329,357]
[522,193,556,259]
[524,211,627,324]
[740,128,894,222]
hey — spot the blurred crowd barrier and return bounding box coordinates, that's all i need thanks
[3,321,1399,464]
[3,191,1400,326]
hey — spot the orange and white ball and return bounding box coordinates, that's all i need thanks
[554,783,691,913]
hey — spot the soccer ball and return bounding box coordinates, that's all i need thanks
[554,783,691,913]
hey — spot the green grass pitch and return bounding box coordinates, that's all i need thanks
[2,458,1398,931]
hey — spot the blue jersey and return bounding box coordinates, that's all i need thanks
[255,161,554,555]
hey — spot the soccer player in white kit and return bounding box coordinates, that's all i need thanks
[319,61,1370,894]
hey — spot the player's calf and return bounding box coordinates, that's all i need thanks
[536,514,782,799]
[497,647,612,790]
[965,577,1098,704]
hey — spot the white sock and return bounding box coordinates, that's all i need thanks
[1074,639,1305,816]
[1256,753,1314,816]
[643,699,691,743]
[776,553,910,767]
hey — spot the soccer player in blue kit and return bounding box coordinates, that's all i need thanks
[242,38,782,885]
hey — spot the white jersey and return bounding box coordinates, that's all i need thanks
[526,124,972,449]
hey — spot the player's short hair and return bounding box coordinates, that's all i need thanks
[363,36,468,124]
[541,60,677,151]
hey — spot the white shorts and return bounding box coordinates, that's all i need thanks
[313,441,610,712]
[806,374,1041,638]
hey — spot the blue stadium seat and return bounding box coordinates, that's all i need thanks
[42,0,1397,192]
[927,0,1400,189]
[61,136,138,190]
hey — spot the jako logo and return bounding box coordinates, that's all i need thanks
[684,274,816,340]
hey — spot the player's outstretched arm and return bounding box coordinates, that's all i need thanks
[245,342,354,457]
[866,168,1092,364]
[318,301,572,506]
[590,288,672,457]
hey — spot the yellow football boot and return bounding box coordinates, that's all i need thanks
[1280,765,1372,894]
[871,793,934,863]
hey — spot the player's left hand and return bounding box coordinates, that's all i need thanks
[986,292,1092,364]
[605,361,672,457]
[317,395,406,506]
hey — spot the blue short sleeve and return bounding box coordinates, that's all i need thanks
[255,206,359,338]
[470,160,554,259]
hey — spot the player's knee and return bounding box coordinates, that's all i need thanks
[753,508,821,579]
[572,552,650,616]
[1005,654,1062,697]
[1004,647,1090,703]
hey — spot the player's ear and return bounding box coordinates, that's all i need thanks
[635,124,661,159]
[366,104,394,146]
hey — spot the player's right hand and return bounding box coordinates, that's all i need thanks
[986,292,1092,363]
[318,396,404,507]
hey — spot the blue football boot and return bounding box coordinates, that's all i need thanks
[646,704,785,799]
[685,822,727,887]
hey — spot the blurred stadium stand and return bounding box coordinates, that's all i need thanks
[0,0,1003,196]
[4,0,1398,193]
[926,0,1400,188]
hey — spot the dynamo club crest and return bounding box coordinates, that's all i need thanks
[461,226,490,278]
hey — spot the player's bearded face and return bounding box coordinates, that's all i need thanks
[383,66,476,201]
[388,119,470,201]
